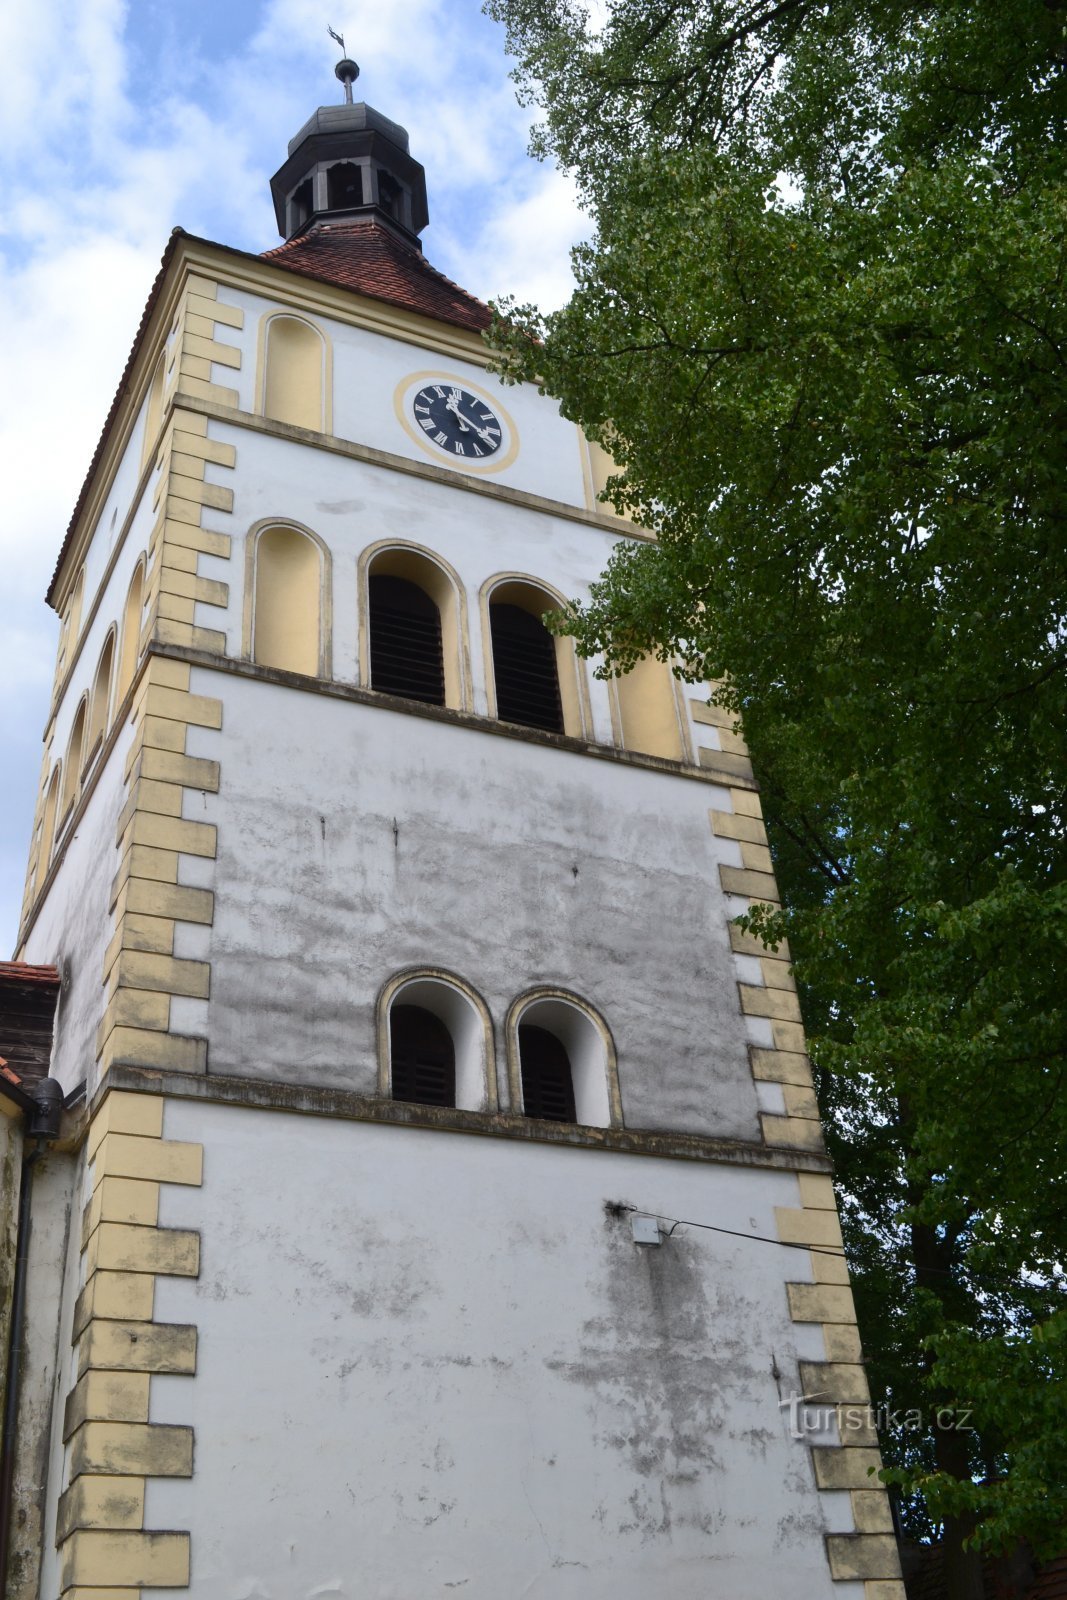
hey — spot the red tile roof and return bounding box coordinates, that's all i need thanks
[261,219,492,334]
[0,962,61,988]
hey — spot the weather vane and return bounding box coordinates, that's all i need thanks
[328,25,360,104]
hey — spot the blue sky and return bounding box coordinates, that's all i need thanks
[0,0,591,956]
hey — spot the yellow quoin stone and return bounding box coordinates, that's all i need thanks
[53,1089,203,1592]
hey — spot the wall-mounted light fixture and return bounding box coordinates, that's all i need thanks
[630,1213,662,1246]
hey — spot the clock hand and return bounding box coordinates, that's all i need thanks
[444,392,472,431]
[445,392,499,447]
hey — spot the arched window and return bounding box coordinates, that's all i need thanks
[484,579,586,738]
[263,315,326,432]
[507,991,621,1129]
[378,970,495,1112]
[377,170,402,221]
[616,654,686,761]
[34,766,61,894]
[85,631,116,763]
[327,162,363,209]
[369,575,445,706]
[289,176,314,232]
[59,699,87,824]
[251,525,325,678]
[519,1025,576,1122]
[390,1006,455,1108]
[362,545,468,711]
[116,561,145,706]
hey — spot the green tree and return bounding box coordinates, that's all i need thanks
[484,0,1067,1581]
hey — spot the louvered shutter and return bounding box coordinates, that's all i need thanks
[519,1024,577,1122]
[390,1005,456,1107]
[369,575,445,705]
[489,603,564,733]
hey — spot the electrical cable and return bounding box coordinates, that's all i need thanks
[615,1204,1067,1292]
[615,1202,847,1257]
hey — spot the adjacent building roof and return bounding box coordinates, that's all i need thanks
[902,1544,1067,1600]
[0,962,61,1082]
[0,962,61,988]
[262,219,492,335]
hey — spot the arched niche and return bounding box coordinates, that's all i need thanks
[481,576,589,740]
[85,630,116,766]
[506,989,621,1129]
[261,313,329,433]
[59,697,88,826]
[56,567,86,687]
[359,542,470,712]
[141,350,167,469]
[116,560,146,707]
[585,436,635,523]
[248,522,330,679]
[34,765,62,895]
[614,653,688,761]
[377,969,496,1113]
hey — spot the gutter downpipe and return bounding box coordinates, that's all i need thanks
[0,1078,63,1600]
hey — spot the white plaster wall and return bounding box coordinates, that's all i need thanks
[147,1103,860,1600]
[201,421,627,738]
[21,1149,82,1600]
[20,724,136,1098]
[187,667,755,1141]
[74,393,154,629]
[216,285,589,508]
[47,477,157,768]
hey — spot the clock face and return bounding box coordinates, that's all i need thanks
[411,382,503,461]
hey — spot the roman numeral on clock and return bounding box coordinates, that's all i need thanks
[410,382,505,459]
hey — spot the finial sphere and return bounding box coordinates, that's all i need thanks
[335,57,360,84]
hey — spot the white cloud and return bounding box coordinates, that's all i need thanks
[0,0,590,954]
[461,166,590,310]
[0,0,133,158]
[0,238,162,579]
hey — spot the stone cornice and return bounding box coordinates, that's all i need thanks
[95,1064,834,1174]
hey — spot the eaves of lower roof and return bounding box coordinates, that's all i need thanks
[0,962,61,989]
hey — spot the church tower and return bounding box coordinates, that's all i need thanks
[3,52,904,1600]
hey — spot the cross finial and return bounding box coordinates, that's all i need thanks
[328,26,360,104]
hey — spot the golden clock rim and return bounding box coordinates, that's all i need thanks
[393,370,520,475]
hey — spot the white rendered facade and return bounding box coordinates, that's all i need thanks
[5,90,904,1600]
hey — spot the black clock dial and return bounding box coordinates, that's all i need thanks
[411,383,503,460]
